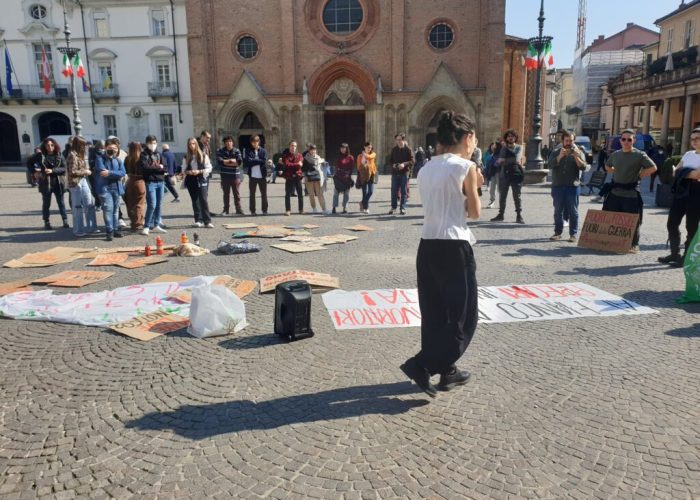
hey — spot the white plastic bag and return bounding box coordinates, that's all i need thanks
[187,285,248,338]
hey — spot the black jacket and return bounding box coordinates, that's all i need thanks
[140,149,164,183]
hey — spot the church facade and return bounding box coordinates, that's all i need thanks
[185,0,505,166]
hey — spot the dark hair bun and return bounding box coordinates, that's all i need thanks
[436,110,475,147]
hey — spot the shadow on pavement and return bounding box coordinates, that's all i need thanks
[556,263,670,277]
[218,332,286,350]
[622,290,700,311]
[125,382,428,438]
[665,324,700,338]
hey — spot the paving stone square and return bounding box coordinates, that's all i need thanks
[0,169,698,499]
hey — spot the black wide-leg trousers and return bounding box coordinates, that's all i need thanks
[415,239,478,376]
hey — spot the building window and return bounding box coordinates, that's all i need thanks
[428,23,455,50]
[97,63,114,90]
[155,61,171,87]
[29,4,46,20]
[646,53,652,66]
[94,10,109,38]
[104,115,117,137]
[322,0,363,35]
[236,36,259,59]
[639,108,644,124]
[667,27,674,53]
[32,43,53,85]
[160,114,174,142]
[684,20,694,49]
[152,9,167,36]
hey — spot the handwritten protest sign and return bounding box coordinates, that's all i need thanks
[4,246,93,268]
[88,253,130,266]
[259,270,340,294]
[212,276,257,298]
[116,256,169,269]
[110,310,189,341]
[0,279,34,297]
[41,271,115,288]
[149,274,191,283]
[578,210,639,253]
[322,282,657,330]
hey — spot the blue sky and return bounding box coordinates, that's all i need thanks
[505,0,676,68]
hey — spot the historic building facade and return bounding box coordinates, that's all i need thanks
[0,0,193,164]
[185,0,505,166]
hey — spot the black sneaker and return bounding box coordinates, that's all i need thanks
[516,215,525,224]
[62,220,70,229]
[105,232,113,242]
[43,221,52,230]
[400,358,437,398]
[658,254,682,265]
[490,214,504,222]
[400,209,406,215]
[437,368,471,391]
[332,207,336,214]
[113,231,124,238]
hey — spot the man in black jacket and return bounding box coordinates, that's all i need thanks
[217,136,244,215]
[140,134,167,235]
[388,133,414,215]
[491,129,525,224]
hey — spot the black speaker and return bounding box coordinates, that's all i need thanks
[274,280,314,341]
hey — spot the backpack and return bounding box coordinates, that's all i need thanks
[659,156,681,185]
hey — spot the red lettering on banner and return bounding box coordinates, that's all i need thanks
[374,289,400,305]
[398,290,416,304]
[498,286,539,299]
[333,310,356,327]
[361,292,377,306]
[400,306,421,323]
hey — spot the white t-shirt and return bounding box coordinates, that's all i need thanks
[417,153,476,244]
[681,151,700,170]
[251,149,263,178]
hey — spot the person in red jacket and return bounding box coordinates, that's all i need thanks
[280,140,304,216]
[332,143,355,214]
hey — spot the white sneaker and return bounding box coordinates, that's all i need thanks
[364,209,370,214]
[193,222,204,228]
[312,208,319,214]
[205,222,214,228]
[152,225,167,233]
[140,227,150,235]
[486,201,495,209]
[118,219,127,228]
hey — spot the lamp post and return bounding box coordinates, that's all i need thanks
[57,1,82,136]
[525,0,552,170]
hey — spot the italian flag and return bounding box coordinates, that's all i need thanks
[540,40,554,69]
[524,43,538,70]
[73,53,85,78]
[61,53,73,77]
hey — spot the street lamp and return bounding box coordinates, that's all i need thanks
[525,0,553,170]
[57,0,82,136]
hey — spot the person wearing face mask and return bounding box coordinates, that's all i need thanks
[66,136,98,237]
[34,137,68,230]
[95,142,126,241]
[139,135,167,235]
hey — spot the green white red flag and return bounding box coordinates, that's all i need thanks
[73,53,85,78]
[61,53,73,77]
[541,40,554,69]
[524,41,554,70]
[524,43,538,70]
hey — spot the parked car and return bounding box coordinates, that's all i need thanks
[605,133,656,155]
[574,135,593,164]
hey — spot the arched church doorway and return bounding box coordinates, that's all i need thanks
[323,78,366,166]
[0,113,21,164]
[424,109,446,151]
[237,112,265,155]
[37,111,71,140]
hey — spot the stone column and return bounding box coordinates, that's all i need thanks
[660,97,671,147]
[643,101,651,134]
[611,104,618,135]
[681,94,694,153]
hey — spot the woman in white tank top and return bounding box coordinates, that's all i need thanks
[400,110,484,397]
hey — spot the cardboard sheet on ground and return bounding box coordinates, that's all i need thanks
[4,246,94,268]
[344,225,375,232]
[0,276,223,326]
[110,311,190,341]
[116,256,169,269]
[259,270,339,293]
[578,210,639,253]
[169,276,257,303]
[271,242,327,253]
[322,283,657,330]
[149,274,191,283]
[0,279,34,297]
[223,223,259,230]
[87,253,130,266]
[33,270,114,288]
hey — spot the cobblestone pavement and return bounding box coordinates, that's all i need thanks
[0,168,698,499]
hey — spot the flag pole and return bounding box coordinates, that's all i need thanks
[57,0,82,136]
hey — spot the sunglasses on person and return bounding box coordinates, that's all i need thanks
[620,138,633,142]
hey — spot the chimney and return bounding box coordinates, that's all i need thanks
[626,23,634,28]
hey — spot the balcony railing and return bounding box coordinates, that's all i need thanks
[610,63,700,95]
[91,83,119,100]
[1,84,73,102]
[148,81,177,100]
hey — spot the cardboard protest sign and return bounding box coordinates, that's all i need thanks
[110,310,189,341]
[4,246,92,268]
[37,270,115,288]
[677,230,700,304]
[344,225,375,232]
[322,283,657,330]
[212,276,257,298]
[116,256,169,269]
[87,253,130,266]
[149,274,192,283]
[271,242,327,253]
[319,234,359,244]
[0,279,34,297]
[223,223,259,230]
[578,210,639,253]
[260,270,339,294]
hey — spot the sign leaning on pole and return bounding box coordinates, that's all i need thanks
[577,209,639,253]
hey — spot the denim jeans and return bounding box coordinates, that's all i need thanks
[391,175,408,210]
[145,181,164,229]
[551,186,580,236]
[361,182,374,210]
[70,178,97,235]
[100,189,121,234]
[333,189,350,210]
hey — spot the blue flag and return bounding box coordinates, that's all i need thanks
[5,47,13,93]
